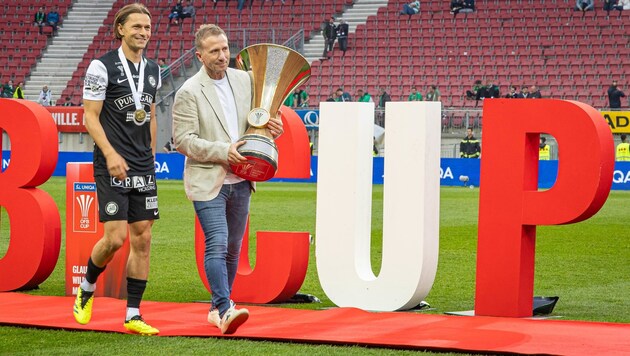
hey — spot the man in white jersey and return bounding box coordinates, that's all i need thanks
[172,24,283,335]
[72,3,162,335]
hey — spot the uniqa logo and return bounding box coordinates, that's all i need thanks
[612,170,630,183]
[154,161,170,173]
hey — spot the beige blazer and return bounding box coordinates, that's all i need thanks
[172,66,253,201]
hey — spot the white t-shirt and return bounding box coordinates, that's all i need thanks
[213,76,244,184]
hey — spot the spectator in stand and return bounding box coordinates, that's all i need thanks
[478,80,500,100]
[505,85,518,98]
[460,128,481,159]
[451,0,475,16]
[162,137,177,153]
[158,58,170,78]
[604,0,618,15]
[326,90,337,102]
[334,88,351,102]
[47,6,60,34]
[38,85,52,106]
[400,1,420,19]
[179,0,196,24]
[63,96,74,106]
[33,6,46,35]
[336,19,349,57]
[530,85,542,98]
[13,82,24,99]
[408,86,423,101]
[2,80,15,98]
[283,90,295,107]
[168,0,184,25]
[356,89,373,102]
[293,87,309,107]
[377,87,391,108]
[615,0,630,10]
[336,87,352,101]
[322,17,336,60]
[516,85,530,98]
[575,0,594,14]
[465,79,483,104]
[451,0,463,12]
[262,0,286,5]
[425,85,441,102]
[608,80,626,109]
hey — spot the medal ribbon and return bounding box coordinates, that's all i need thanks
[117,47,145,111]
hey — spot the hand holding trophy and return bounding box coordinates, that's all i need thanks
[229,44,311,181]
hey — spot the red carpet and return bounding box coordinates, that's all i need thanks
[1,293,629,355]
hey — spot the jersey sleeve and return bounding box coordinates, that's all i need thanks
[83,60,108,101]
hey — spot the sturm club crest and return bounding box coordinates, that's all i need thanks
[105,201,119,216]
[148,75,157,88]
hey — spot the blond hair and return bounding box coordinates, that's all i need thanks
[113,3,152,40]
[194,24,227,50]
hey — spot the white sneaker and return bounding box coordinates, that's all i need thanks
[208,300,235,329]
[208,308,220,328]
[220,306,249,335]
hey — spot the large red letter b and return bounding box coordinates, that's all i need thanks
[0,99,60,291]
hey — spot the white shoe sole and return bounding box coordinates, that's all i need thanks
[221,309,249,335]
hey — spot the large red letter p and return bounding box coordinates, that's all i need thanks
[475,99,614,317]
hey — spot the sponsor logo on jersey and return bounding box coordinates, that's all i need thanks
[84,73,105,95]
[145,196,158,210]
[114,93,154,111]
[110,174,155,190]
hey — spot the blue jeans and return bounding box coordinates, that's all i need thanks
[193,181,251,316]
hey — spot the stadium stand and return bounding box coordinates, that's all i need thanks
[0,1,72,86]
[305,0,629,108]
[3,0,627,113]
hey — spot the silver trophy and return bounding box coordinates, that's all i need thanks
[229,44,311,181]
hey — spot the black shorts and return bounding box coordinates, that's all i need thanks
[95,174,159,223]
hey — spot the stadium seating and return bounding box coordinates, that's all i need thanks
[303,0,628,107]
[59,0,350,103]
[3,0,627,110]
[0,0,72,85]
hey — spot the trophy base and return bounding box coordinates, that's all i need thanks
[230,134,278,182]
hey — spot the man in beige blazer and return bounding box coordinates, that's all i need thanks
[172,24,283,335]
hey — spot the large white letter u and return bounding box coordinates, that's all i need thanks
[315,102,441,311]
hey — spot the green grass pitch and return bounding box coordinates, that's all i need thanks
[0,178,628,355]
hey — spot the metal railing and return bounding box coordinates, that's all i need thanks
[156,28,305,109]
[371,108,482,132]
